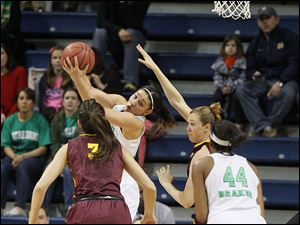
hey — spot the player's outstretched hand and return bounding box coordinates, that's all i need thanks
[136,44,158,71]
[62,56,89,79]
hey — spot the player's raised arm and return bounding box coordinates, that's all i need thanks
[137,44,192,122]
[63,55,126,108]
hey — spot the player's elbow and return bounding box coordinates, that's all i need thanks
[181,201,193,209]
[195,214,207,224]
[147,181,157,196]
[32,182,46,196]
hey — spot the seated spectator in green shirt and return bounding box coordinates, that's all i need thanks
[1,87,51,216]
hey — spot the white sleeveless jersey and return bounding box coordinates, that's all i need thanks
[112,105,145,157]
[112,104,145,221]
[205,153,266,224]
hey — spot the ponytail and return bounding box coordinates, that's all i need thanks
[79,99,118,163]
[146,104,176,139]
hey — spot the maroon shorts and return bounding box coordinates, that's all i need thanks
[65,199,132,224]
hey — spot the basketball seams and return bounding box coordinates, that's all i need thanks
[61,42,95,73]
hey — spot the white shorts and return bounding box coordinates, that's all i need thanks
[120,170,140,221]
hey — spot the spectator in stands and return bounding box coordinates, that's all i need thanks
[1,87,51,216]
[88,47,124,94]
[92,2,150,91]
[1,42,27,125]
[192,120,266,224]
[133,187,176,224]
[1,1,25,65]
[42,87,81,216]
[236,6,299,137]
[137,44,222,208]
[38,46,73,122]
[37,208,49,224]
[28,208,50,224]
[211,35,246,125]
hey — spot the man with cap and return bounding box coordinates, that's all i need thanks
[235,6,299,137]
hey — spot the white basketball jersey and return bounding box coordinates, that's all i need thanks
[112,104,145,221]
[205,153,266,224]
[112,105,145,157]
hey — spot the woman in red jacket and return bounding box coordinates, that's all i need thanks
[1,42,27,124]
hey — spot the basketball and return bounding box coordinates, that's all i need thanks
[61,42,95,74]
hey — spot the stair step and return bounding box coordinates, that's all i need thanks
[166,121,299,137]
[144,163,299,181]
[145,41,250,54]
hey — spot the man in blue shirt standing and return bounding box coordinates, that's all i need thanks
[236,6,299,137]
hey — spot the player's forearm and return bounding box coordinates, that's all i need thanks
[70,72,94,101]
[71,73,113,107]
[143,182,157,217]
[152,65,185,107]
[29,185,46,224]
[161,182,191,208]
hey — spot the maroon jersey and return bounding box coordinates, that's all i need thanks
[67,134,124,200]
[65,134,131,224]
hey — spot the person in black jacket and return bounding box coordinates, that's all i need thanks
[91,1,150,91]
[1,1,24,65]
[235,6,299,137]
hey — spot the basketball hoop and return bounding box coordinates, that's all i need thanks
[212,1,251,20]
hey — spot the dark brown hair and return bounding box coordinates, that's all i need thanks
[1,42,18,70]
[44,46,72,88]
[141,85,176,137]
[211,120,247,152]
[79,99,118,163]
[220,35,244,58]
[139,85,163,113]
[17,87,35,103]
[63,86,81,100]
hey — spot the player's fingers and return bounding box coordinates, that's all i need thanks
[74,56,79,67]
[167,165,170,171]
[155,170,160,176]
[83,64,89,73]
[137,44,146,56]
[138,59,146,64]
[66,57,73,68]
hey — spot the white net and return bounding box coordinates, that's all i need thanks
[212,1,251,20]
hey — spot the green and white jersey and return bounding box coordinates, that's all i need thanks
[1,111,51,155]
[64,116,78,139]
[205,153,266,224]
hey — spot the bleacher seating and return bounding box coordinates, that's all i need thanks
[151,177,299,209]
[20,11,299,40]
[25,50,217,79]
[146,134,299,165]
